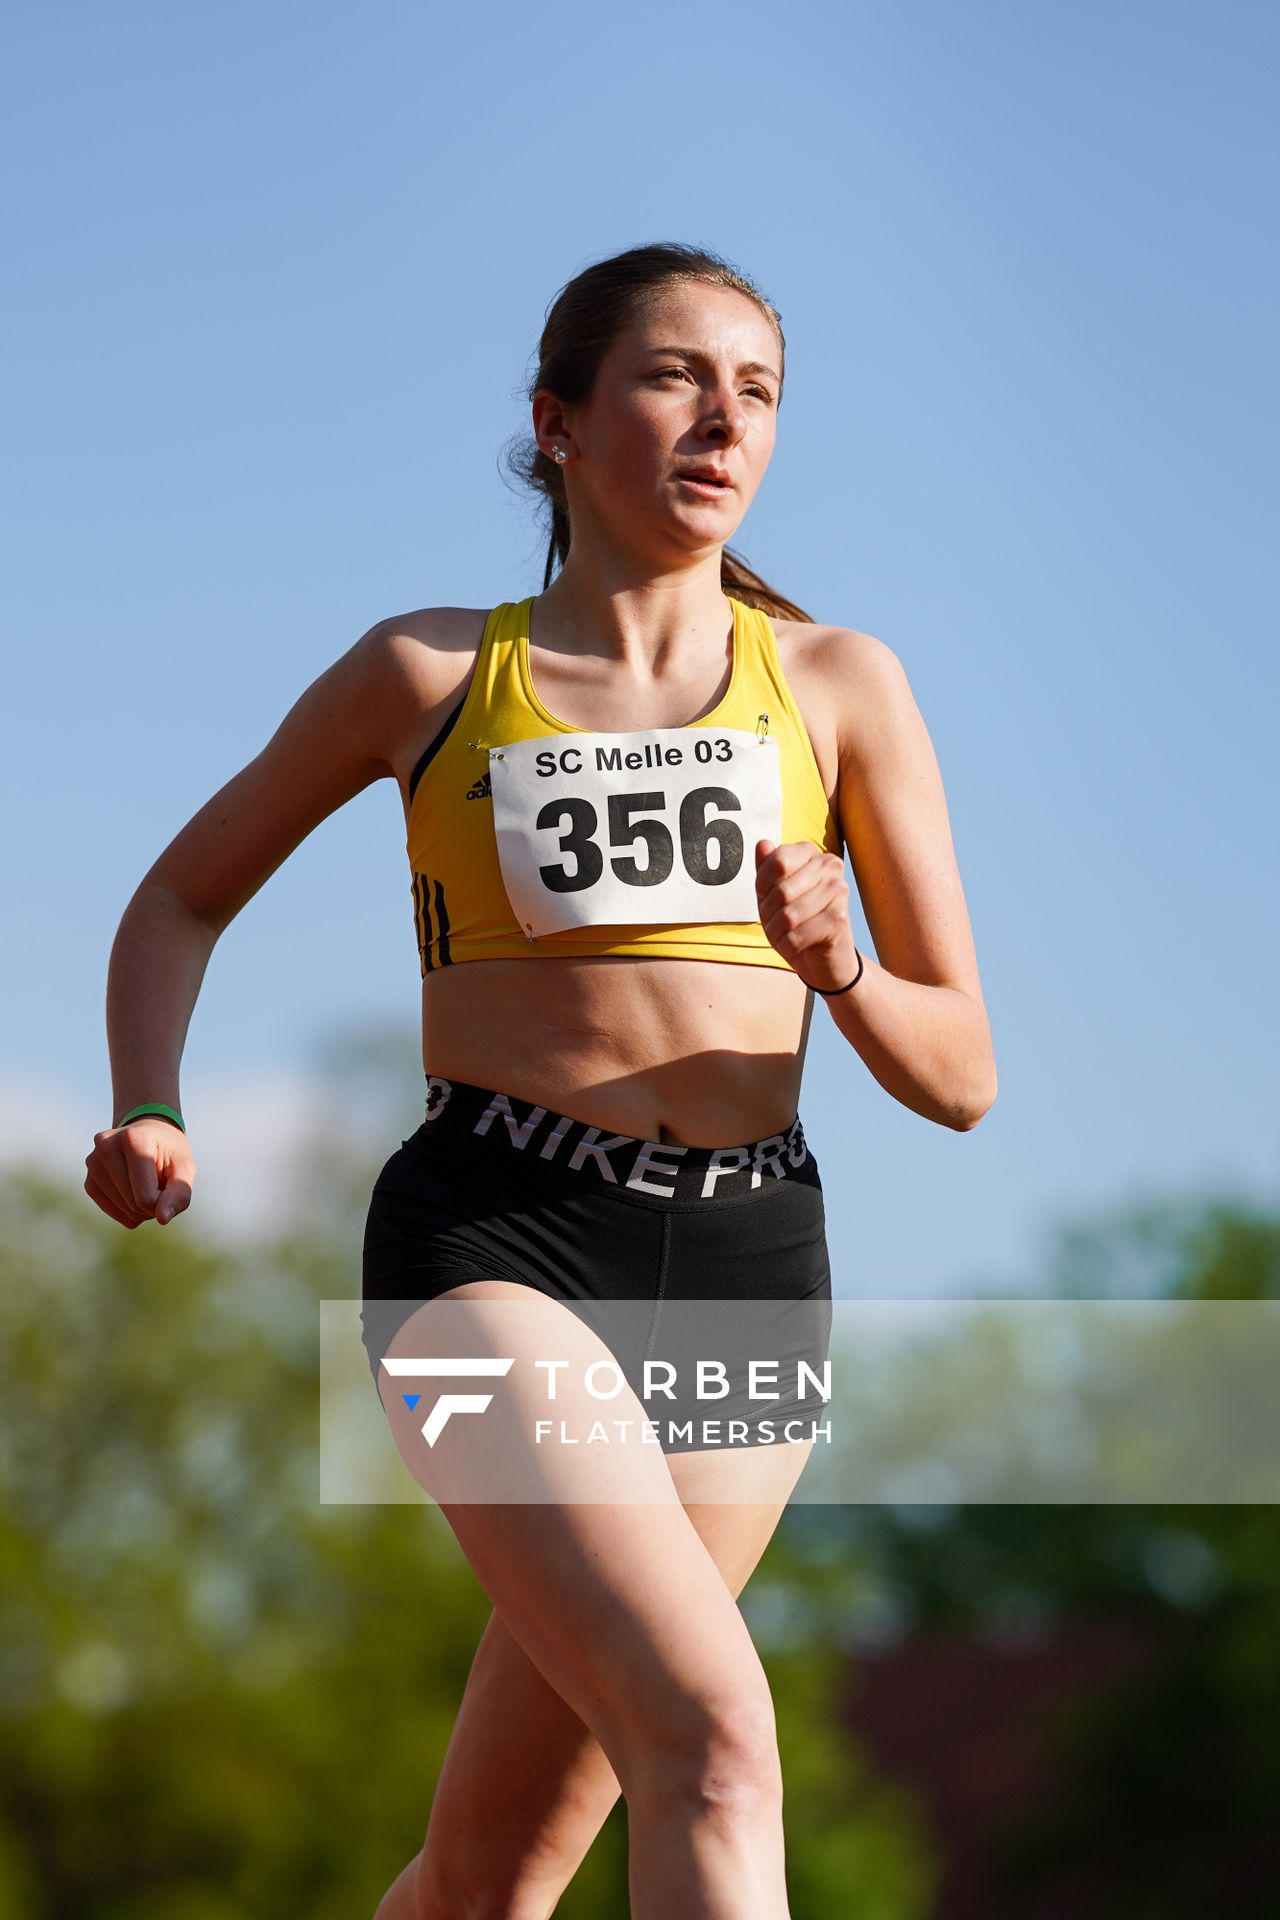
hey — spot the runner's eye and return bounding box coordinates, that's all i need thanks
[652,369,774,403]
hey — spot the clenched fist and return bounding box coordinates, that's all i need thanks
[84,1117,196,1230]
[755,838,859,995]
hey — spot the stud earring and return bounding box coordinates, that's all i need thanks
[551,446,567,464]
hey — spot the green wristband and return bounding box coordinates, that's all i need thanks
[115,1103,186,1134]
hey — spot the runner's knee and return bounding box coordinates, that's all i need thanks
[614,1679,783,1816]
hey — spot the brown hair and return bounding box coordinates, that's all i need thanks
[504,241,814,624]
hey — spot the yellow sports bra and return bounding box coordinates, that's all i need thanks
[406,595,841,973]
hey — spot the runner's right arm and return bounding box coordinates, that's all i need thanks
[86,620,412,1228]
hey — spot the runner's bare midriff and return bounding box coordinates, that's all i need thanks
[420,954,815,1147]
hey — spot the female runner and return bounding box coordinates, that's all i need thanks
[86,241,996,1918]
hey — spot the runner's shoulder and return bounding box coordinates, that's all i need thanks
[363,604,490,679]
[771,616,901,759]
[358,605,491,764]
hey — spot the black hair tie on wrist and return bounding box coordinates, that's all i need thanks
[809,948,865,997]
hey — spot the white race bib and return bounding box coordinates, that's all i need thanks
[488,726,783,939]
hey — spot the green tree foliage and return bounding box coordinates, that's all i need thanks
[0,1163,499,1916]
[767,1193,1280,1915]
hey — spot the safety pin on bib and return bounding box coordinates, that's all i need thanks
[756,711,770,743]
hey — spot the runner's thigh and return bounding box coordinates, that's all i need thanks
[377,1280,781,1791]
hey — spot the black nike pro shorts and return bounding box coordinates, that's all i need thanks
[361,1073,833,1454]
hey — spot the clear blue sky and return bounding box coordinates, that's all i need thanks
[3,0,1276,1298]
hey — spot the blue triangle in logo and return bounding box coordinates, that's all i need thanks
[401,1393,421,1410]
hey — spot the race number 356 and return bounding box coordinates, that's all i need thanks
[489,727,783,938]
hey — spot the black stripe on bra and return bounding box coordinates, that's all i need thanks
[432,877,451,966]
[408,693,467,806]
[415,871,434,973]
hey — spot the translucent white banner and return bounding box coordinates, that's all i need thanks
[319,1296,1280,1505]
